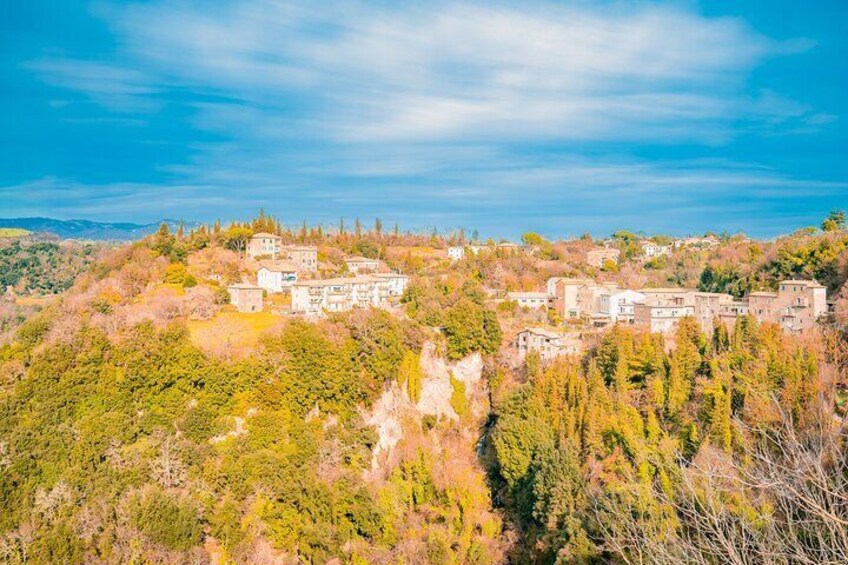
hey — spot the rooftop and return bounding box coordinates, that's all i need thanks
[508,291,550,299]
[251,232,281,239]
[228,283,263,290]
[258,260,298,272]
[520,327,563,339]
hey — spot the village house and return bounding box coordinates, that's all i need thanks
[598,289,646,324]
[371,273,409,300]
[283,245,318,273]
[549,278,594,320]
[246,232,282,258]
[774,280,827,333]
[345,256,380,274]
[256,260,298,293]
[447,246,465,261]
[746,280,827,334]
[227,283,264,313]
[719,300,750,328]
[634,295,695,334]
[507,291,552,310]
[515,327,578,362]
[291,274,408,315]
[690,291,735,334]
[577,283,618,319]
[641,242,672,259]
[586,247,621,268]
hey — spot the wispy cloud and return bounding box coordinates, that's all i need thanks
[13,0,842,236]
[38,0,818,142]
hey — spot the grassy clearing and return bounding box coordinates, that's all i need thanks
[187,308,283,352]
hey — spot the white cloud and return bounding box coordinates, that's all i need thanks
[16,0,840,237]
[37,0,816,142]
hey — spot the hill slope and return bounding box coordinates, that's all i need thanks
[0,217,196,241]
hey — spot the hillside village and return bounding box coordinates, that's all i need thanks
[210,227,833,367]
[1,212,847,564]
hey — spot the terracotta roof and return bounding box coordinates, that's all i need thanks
[228,283,263,290]
[251,232,280,239]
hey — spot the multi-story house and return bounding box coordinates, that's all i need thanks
[227,283,264,313]
[598,289,646,323]
[772,280,827,334]
[447,246,465,261]
[690,292,734,333]
[633,295,695,334]
[515,327,577,362]
[549,278,594,319]
[507,292,552,310]
[371,273,410,300]
[283,246,318,273]
[256,260,298,293]
[247,233,282,258]
[291,275,408,315]
[641,242,672,259]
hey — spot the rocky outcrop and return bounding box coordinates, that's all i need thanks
[364,342,486,467]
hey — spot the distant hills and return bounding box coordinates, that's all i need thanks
[0,217,198,241]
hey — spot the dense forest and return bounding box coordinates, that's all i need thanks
[0,239,101,295]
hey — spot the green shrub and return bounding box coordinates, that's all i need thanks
[129,488,203,551]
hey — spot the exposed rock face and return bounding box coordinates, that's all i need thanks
[364,342,486,467]
[418,342,485,420]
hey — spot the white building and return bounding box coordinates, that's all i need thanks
[372,273,409,299]
[507,291,552,310]
[598,289,646,323]
[256,260,298,293]
[448,246,465,261]
[641,242,672,259]
[291,275,408,315]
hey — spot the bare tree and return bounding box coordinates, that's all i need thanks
[596,402,848,565]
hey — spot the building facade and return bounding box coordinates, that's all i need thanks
[633,296,695,334]
[447,246,465,261]
[291,275,408,315]
[283,246,318,273]
[507,292,552,310]
[598,289,646,323]
[227,284,264,313]
[641,242,671,259]
[345,256,380,274]
[247,233,282,258]
[256,260,298,293]
[515,327,576,362]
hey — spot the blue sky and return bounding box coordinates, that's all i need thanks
[1,0,846,238]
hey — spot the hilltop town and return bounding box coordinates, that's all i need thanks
[205,221,836,364]
[1,212,847,564]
